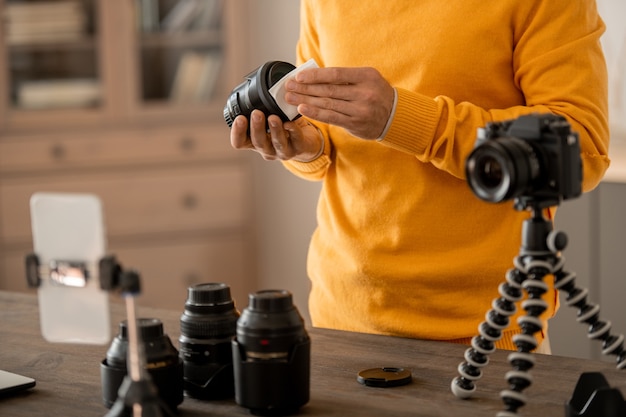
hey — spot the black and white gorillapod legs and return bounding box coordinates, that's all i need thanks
[451,208,626,417]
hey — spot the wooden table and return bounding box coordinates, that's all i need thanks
[1,290,625,416]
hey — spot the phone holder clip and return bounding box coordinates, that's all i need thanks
[26,253,123,291]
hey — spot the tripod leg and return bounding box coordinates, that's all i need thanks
[451,266,525,399]
[497,257,551,417]
[554,265,626,369]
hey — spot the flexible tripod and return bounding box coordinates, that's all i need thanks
[450,202,626,417]
[25,254,175,417]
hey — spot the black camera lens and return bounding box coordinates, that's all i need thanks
[466,136,541,203]
[232,289,310,416]
[179,282,239,399]
[100,318,183,411]
[223,61,296,128]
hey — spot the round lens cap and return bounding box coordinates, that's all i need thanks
[357,367,412,388]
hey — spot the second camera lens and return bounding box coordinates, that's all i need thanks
[179,282,240,399]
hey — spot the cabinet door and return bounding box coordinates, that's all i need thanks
[111,235,253,310]
[0,0,118,128]
[0,165,249,245]
[123,0,241,121]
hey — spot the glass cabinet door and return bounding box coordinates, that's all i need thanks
[134,0,224,107]
[2,0,101,111]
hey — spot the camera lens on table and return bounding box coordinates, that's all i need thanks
[179,282,240,399]
[232,289,310,416]
[100,318,183,411]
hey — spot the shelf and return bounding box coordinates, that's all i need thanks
[7,36,98,52]
[139,29,221,49]
[0,1,254,309]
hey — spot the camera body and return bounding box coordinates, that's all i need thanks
[465,113,582,209]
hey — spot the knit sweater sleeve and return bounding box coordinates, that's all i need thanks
[285,0,609,191]
[381,0,609,192]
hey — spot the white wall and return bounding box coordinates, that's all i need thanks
[243,0,319,322]
[598,0,626,141]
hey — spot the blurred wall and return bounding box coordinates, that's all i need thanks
[244,0,319,322]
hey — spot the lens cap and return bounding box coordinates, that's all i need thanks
[357,367,412,388]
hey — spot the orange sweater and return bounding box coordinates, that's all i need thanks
[284,0,610,349]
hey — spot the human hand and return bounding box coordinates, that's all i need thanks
[230,110,323,162]
[284,67,394,139]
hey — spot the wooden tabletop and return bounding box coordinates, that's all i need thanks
[1,290,625,417]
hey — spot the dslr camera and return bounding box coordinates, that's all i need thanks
[465,113,582,210]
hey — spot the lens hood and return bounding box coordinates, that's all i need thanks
[232,290,310,415]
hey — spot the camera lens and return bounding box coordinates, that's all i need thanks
[466,137,541,203]
[476,155,504,189]
[100,318,183,411]
[179,282,239,399]
[232,289,310,415]
[223,61,296,128]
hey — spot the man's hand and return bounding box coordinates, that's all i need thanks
[284,67,394,139]
[230,110,322,162]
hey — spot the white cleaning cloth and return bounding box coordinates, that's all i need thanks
[269,58,320,120]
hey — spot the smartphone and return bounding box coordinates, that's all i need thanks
[0,370,35,396]
[29,192,110,344]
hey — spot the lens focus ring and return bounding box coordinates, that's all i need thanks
[180,283,239,339]
[180,313,238,339]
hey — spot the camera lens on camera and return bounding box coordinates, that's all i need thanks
[466,136,541,203]
[100,318,183,411]
[223,61,296,128]
[232,289,310,416]
[179,282,240,400]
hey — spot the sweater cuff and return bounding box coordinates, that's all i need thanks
[380,88,440,156]
[375,88,398,140]
[286,154,331,173]
[285,132,332,173]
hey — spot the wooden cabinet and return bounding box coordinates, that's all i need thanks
[0,0,256,309]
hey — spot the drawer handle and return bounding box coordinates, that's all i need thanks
[50,144,66,160]
[180,136,196,152]
[182,193,198,209]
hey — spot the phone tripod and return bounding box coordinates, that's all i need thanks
[100,257,177,417]
[450,202,626,417]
